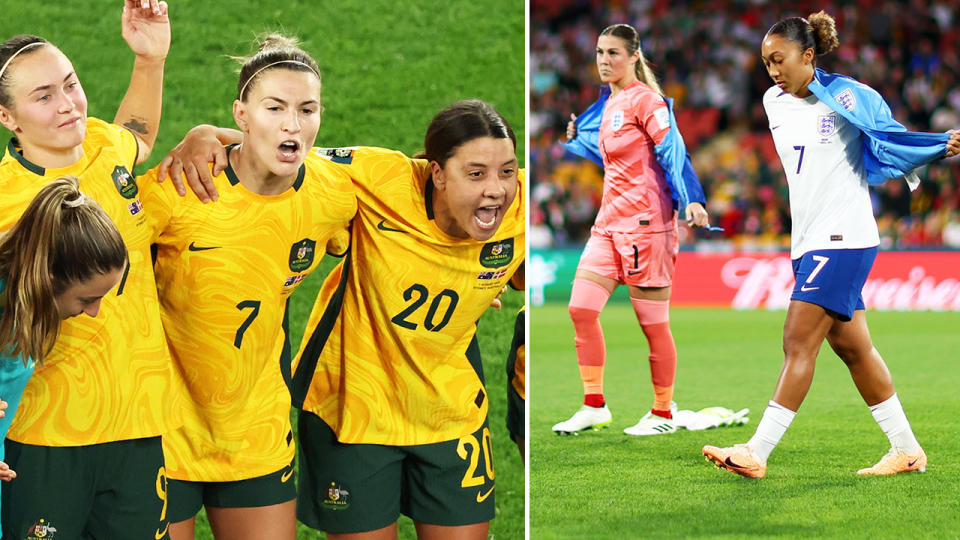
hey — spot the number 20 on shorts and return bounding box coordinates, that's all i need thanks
[457,427,495,488]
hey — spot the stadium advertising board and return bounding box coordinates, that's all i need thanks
[530,249,960,311]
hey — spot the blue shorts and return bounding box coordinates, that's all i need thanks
[791,247,877,321]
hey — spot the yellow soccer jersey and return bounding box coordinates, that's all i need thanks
[0,117,181,446]
[510,307,526,401]
[142,146,357,481]
[292,146,525,446]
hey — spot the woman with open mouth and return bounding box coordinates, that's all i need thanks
[139,33,356,540]
[163,97,524,540]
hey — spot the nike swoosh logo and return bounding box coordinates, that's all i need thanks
[476,485,495,503]
[377,220,406,233]
[155,523,169,539]
[281,468,294,483]
[188,242,220,251]
[724,456,754,470]
[627,270,642,276]
[800,285,819,292]
[771,125,781,130]
[908,458,920,467]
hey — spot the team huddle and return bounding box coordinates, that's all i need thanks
[0,2,524,539]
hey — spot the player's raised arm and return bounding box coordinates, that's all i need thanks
[114,0,170,165]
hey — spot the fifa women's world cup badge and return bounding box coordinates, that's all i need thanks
[323,481,351,510]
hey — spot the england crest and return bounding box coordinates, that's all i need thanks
[611,110,624,131]
[818,114,838,138]
[835,88,856,111]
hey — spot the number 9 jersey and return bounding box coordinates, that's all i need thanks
[291,146,525,446]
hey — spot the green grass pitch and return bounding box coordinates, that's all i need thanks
[2,1,524,538]
[531,303,960,539]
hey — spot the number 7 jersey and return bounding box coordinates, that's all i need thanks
[291,146,525,446]
[141,147,356,481]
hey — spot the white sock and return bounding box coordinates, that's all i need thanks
[747,401,796,463]
[869,393,921,454]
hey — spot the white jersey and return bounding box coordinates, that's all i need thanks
[763,86,879,259]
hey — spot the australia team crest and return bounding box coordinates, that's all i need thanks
[111,165,138,199]
[479,238,514,268]
[323,481,351,510]
[289,238,316,272]
[27,519,58,538]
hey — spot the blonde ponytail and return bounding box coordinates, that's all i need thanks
[0,176,127,363]
[600,24,663,95]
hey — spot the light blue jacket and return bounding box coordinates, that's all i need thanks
[807,68,950,188]
[0,279,36,530]
[562,86,707,211]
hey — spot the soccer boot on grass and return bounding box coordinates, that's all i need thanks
[623,411,676,436]
[702,443,766,478]
[552,404,612,434]
[857,447,927,475]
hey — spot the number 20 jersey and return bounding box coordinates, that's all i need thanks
[291,146,525,446]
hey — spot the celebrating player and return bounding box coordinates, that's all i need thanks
[553,23,711,437]
[0,3,180,537]
[703,11,960,479]
[160,98,522,539]
[140,34,356,540]
[0,176,127,532]
[288,100,522,539]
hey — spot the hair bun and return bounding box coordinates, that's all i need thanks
[808,10,839,56]
[258,33,300,53]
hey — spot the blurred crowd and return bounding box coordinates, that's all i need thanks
[530,0,960,250]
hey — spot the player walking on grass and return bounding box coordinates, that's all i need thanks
[0,176,127,533]
[703,11,960,479]
[142,34,356,540]
[553,23,711,437]
[0,3,182,536]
